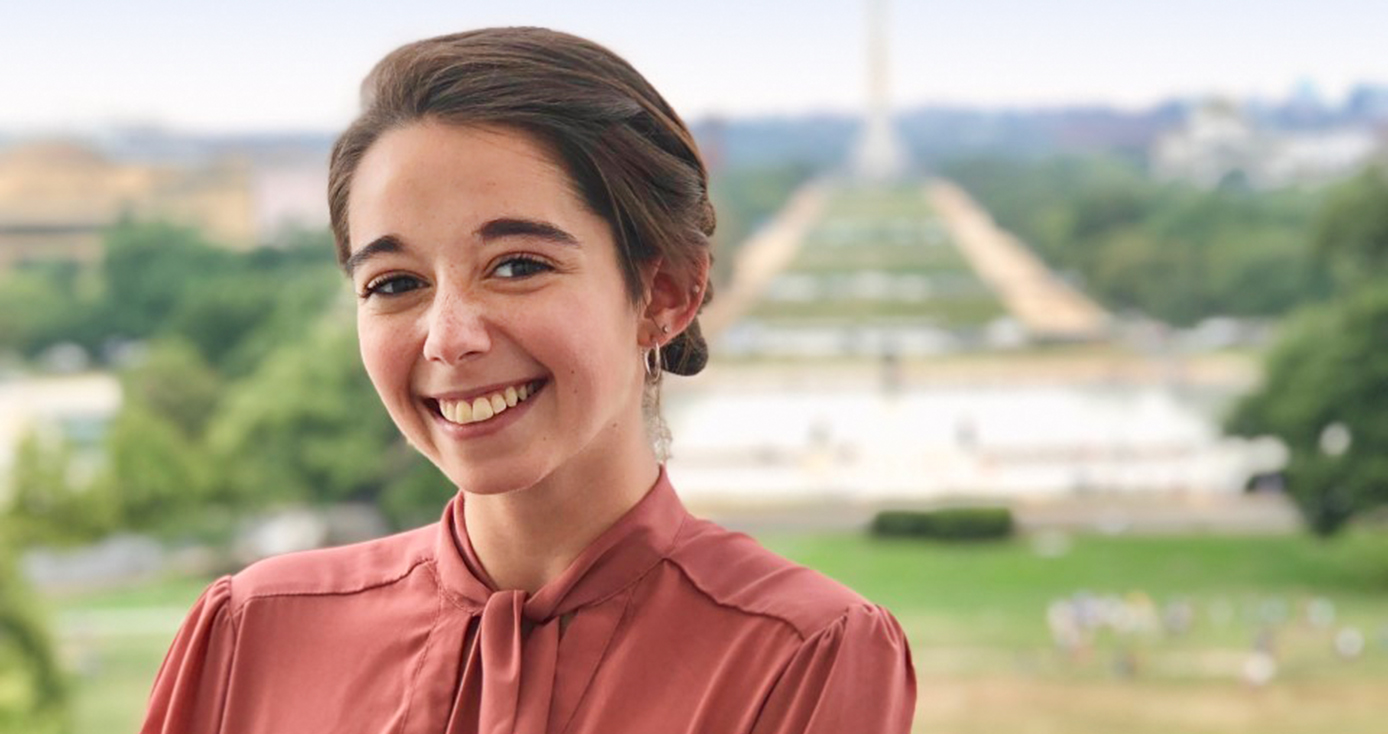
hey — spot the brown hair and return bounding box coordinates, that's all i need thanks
[328,27,714,376]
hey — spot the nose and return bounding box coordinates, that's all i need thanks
[421,284,492,364]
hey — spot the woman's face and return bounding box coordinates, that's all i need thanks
[345,121,651,495]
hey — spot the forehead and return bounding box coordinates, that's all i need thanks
[345,122,586,252]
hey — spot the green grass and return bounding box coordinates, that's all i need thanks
[758,183,1013,329]
[747,294,1005,326]
[43,575,215,734]
[758,529,1388,733]
[785,247,971,274]
[60,630,180,733]
[823,185,935,219]
[759,530,1388,683]
[47,576,213,612]
[39,530,1388,733]
[764,531,1388,602]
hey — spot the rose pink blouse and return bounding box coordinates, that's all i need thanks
[140,469,916,733]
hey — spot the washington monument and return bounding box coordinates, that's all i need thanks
[852,0,910,181]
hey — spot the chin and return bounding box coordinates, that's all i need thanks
[441,459,550,497]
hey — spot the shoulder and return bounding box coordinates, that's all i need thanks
[664,516,873,639]
[226,523,438,612]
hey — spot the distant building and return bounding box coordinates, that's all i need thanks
[0,374,121,504]
[0,140,255,269]
[1346,84,1388,123]
[251,157,330,239]
[1151,100,1383,189]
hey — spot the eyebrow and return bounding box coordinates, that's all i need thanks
[477,217,580,246]
[343,218,578,278]
[343,235,403,278]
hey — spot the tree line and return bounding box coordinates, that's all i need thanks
[3,222,447,546]
[941,155,1334,324]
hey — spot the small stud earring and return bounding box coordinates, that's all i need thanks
[660,324,670,335]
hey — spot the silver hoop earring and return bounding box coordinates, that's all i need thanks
[643,343,662,379]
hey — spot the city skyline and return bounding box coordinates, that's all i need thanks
[3,0,1386,133]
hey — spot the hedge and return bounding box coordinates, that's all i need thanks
[870,507,1015,541]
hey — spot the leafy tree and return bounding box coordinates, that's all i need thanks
[374,446,454,530]
[201,267,342,379]
[205,313,449,524]
[98,220,234,342]
[0,263,97,357]
[1090,227,1203,321]
[4,432,117,547]
[92,402,213,533]
[0,219,342,371]
[119,338,222,439]
[1315,163,1388,280]
[1203,224,1324,316]
[164,276,286,369]
[1227,286,1388,534]
[0,536,67,734]
[7,338,227,542]
[1228,163,1388,535]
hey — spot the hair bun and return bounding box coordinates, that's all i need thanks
[660,319,708,376]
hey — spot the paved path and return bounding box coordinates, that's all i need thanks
[700,179,830,339]
[927,179,1112,340]
[703,177,1112,343]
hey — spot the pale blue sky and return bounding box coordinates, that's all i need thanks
[2,0,1384,133]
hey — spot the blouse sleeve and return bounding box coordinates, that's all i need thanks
[750,604,917,734]
[140,576,238,734]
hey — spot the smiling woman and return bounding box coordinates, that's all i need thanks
[140,27,914,734]
[346,122,659,508]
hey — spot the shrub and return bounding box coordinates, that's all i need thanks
[870,507,1015,541]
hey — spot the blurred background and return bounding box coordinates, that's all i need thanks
[2,1,1387,732]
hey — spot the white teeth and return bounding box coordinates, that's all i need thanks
[471,397,494,421]
[438,380,540,425]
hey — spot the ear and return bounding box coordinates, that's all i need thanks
[639,253,709,346]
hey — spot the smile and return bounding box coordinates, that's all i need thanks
[431,379,546,426]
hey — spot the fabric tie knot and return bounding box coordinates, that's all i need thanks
[460,591,561,734]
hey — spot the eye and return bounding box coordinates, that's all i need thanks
[360,273,425,299]
[492,255,553,279]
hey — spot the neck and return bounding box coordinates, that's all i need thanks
[462,438,659,594]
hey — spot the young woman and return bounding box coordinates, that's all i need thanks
[142,27,915,734]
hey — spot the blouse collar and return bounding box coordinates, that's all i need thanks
[434,466,687,622]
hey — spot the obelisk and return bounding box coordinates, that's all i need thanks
[852,0,909,181]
